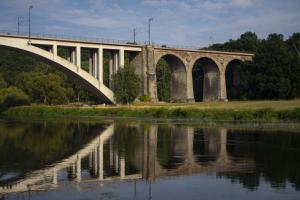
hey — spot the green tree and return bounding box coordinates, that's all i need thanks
[112,65,140,104]
[15,72,72,104]
[286,33,300,98]
[156,58,171,102]
[252,34,293,99]
[0,74,7,89]
[0,86,30,108]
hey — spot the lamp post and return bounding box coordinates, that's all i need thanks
[28,5,33,45]
[148,18,153,45]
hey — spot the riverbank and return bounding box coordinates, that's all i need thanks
[2,100,300,123]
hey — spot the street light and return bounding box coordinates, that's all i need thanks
[17,16,23,35]
[28,5,33,45]
[148,18,154,45]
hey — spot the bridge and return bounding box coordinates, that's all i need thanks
[0,32,253,104]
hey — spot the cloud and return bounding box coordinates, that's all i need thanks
[0,0,299,47]
[232,0,253,7]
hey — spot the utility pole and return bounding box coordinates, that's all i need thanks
[148,18,153,45]
[17,16,23,35]
[133,28,136,44]
[28,5,33,45]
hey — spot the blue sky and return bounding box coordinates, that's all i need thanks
[0,0,300,47]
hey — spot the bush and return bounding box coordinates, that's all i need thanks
[0,76,7,89]
[0,86,30,108]
[112,65,140,104]
[139,95,151,102]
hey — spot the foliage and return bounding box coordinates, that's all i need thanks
[112,65,140,104]
[156,58,171,102]
[4,100,300,122]
[0,86,30,108]
[138,95,151,102]
[0,74,7,89]
[0,48,98,106]
[207,32,300,100]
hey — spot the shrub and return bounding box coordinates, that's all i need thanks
[139,95,151,102]
[0,75,7,89]
[0,86,30,108]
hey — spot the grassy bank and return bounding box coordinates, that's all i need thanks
[2,100,300,123]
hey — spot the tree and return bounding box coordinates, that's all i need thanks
[15,72,72,104]
[156,58,171,102]
[252,34,293,99]
[0,86,30,108]
[112,65,140,104]
[0,75,7,89]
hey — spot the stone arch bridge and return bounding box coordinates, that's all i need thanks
[0,33,253,104]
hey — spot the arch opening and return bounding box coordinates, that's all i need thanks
[226,59,242,100]
[192,58,220,102]
[156,54,187,102]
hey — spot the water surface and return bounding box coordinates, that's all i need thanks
[0,118,299,200]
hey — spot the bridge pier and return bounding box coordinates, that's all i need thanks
[219,71,228,101]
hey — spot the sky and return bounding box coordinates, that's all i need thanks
[0,0,300,47]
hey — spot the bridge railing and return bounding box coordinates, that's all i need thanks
[0,30,147,46]
[0,29,202,49]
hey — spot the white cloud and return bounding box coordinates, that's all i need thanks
[232,0,253,7]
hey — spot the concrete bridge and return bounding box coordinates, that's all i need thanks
[0,32,253,104]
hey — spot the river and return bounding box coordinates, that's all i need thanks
[0,118,299,200]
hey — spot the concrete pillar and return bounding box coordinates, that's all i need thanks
[93,50,98,79]
[89,51,93,76]
[119,48,125,68]
[120,157,125,179]
[98,141,104,180]
[113,52,119,73]
[70,48,76,65]
[52,44,57,57]
[220,71,228,101]
[98,47,103,84]
[109,53,114,90]
[76,46,81,69]
[186,67,195,102]
[144,46,157,102]
[76,155,81,182]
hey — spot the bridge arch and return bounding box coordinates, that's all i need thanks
[192,57,221,101]
[225,59,243,100]
[155,53,187,102]
[0,39,114,104]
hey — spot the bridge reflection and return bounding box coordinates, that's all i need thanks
[0,124,253,195]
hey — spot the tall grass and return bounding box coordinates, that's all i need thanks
[3,105,300,123]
